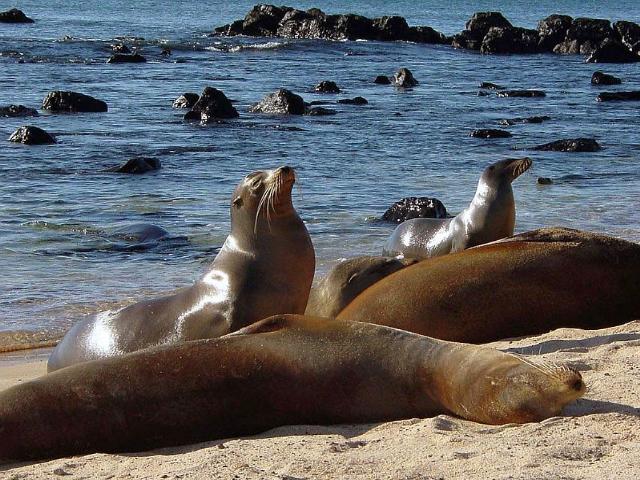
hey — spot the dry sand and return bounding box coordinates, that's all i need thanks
[1,321,639,479]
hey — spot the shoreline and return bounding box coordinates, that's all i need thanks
[2,321,639,478]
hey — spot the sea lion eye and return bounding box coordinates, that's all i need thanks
[250,178,263,191]
[233,196,243,208]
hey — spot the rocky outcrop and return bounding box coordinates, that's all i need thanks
[614,21,640,53]
[42,91,108,113]
[381,197,448,223]
[173,93,199,108]
[499,116,550,126]
[374,75,391,85]
[587,38,640,63]
[452,12,512,50]
[496,90,546,98]
[105,157,161,174]
[597,91,640,101]
[591,71,622,85]
[314,81,340,93]
[337,96,368,105]
[0,105,38,117]
[393,68,418,88]
[537,15,573,51]
[214,5,448,43]
[480,26,539,54]
[0,8,34,23]
[532,138,601,152]
[186,87,239,122]
[250,88,305,114]
[470,129,512,138]
[107,53,147,63]
[9,126,55,145]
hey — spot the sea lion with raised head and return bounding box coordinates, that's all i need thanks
[0,315,584,462]
[305,256,417,318]
[48,166,315,371]
[383,157,532,259]
[342,227,640,342]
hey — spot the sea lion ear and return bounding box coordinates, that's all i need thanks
[232,196,243,208]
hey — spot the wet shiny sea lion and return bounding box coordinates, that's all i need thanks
[48,166,315,371]
[305,256,418,318]
[383,157,532,259]
[0,315,584,462]
[341,228,640,342]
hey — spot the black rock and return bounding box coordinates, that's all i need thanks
[614,20,640,53]
[496,90,546,98]
[451,30,483,50]
[0,8,34,23]
[250,88,306,115]
[466,12,512,37]
[42,91,108,113]
[9,126,55,145]
[537,14,573,51]
[374,75,391,85]
[183,110,202,121]
[0,105,38,117]
[382,197,448,223]
[105,157,161,174]
[407,26,449,44]
[566,18,614,44]
[587,38,639,63]
[189,87,239,121]
[242,4,290,36]
[337,96,368,105]
[107,53,147,63]
[591,71,622,85]
[499,115,550,126]
[314,81,340,93]
[111,43,131,54]
[173,93,200,109]
[305,106,337,116]
[553,39,581,54]
[597,91,640,101]
[470,128,512,138]
[372,15,410,41]
[394,68,418,88]
[537,177,553,185]
[532,138,601,152]
[480,26,540,54]
[479,82,504,90]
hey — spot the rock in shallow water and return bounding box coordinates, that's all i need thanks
[0,105,38,117]
[496,90,546,98]
[591,71,622,85]
[250,88,306,115]
[537,177,553,185]
[9,126,56,145]
[172,93,200,109]
[532,138,601,152]
[0,8,34,23]
[305,106,337,116]
[586,38,640,63]
[393,68,418,88]
[42,91,108,113]
[374,75,391,85]
[187,87,239,122]
[479,82,504,90]
[107,53,147,63]
[470,129,512,138]
[597,91,640,101]
[382,197,448,223]
[499,116,550,126]
[105,158,161,174]
[314,81,340,93]
[337,96,368,105]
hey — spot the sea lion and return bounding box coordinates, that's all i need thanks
[0,315,584,462]
[48,166,315,371]
[341,228,640,342]
[305,256,417,318]
[383,157,532,259]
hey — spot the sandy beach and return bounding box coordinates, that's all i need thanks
[1,321,638,479]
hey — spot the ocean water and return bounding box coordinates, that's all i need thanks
[1,1,639,340]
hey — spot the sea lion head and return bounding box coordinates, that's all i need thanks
[230,166,297,233]
[486,355,586,423]
[480,157,532,188]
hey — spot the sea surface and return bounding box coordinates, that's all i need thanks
[1,0,639,342]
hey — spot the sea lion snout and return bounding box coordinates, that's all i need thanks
[272,165,296,184]
[505,157,532,181]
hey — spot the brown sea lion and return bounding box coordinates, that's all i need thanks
[383,157,531,259]
[341,228,640,342]
[47,166,315,371]
[0,315,584,462]
[305,256,417,318]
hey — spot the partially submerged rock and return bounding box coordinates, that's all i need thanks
[479,82,505,90]
[187,87,239,122]
[496,90,546,98]
[499,116,550,126]
[105,157,161,174]
[0,105,38,117]
[107,53,147,63]
[374,75,391,85]
[393,68,418,88]
[382,197,448,223]
[9,126,55,145]
[250,88,305,115]
[597,91,640,101]
[314,81,340,93]
[470,129,512,138]
[42,91,108,113]
[587,38,640,63]
[172,93,200,109]
[532,138,601,152]
[337,96,368,105]
[0,8,34,23]
[591,71,622,85]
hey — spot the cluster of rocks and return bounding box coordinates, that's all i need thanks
[0,8,33,23]
[216,6,640,63]
[215,4,448,44]
[453,12,640,62]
